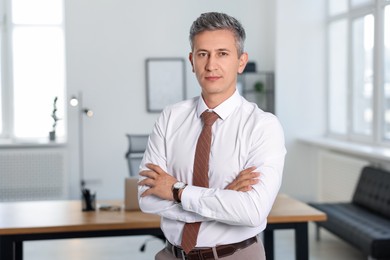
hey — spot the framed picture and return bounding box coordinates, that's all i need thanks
[145,58,186,112]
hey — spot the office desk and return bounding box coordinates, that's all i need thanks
[265,194,327,260]
[0,200,162,260]
[0,194,325,260]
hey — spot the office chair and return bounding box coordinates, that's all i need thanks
[125,134,149,176]
[125,134,166,251]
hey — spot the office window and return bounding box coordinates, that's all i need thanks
[328,19,348,135]
[328,0,348,16]
[327,0,389,143]
[351,0,374,8]
[0,0,65,140]
[352,14,374,136]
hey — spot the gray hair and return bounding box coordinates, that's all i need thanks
[189,12,246,56]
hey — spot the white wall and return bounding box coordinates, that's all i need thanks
[275,0,326,201]
[65,0,277,199]
[65,0,327,201]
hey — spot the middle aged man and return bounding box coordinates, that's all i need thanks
[138,12,286,260]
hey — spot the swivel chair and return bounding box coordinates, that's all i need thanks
[125,134,166,251]
[125,134,149,176]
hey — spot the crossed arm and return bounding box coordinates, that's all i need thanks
[138,163,260,201]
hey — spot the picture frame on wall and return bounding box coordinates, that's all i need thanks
[145,58,186,112]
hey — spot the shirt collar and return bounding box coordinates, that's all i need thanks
[196,89,242,120]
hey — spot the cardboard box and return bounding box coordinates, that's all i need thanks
[124,177,140,211]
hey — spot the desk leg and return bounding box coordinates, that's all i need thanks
[15,241,23,260]
[264,222,309,260]
[0,237,22,260]
[295,223,308,260]
[263,229,274,260]
[0,236,13,260]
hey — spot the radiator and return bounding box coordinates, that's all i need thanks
[0,148,67,201]
[318,151,369,202]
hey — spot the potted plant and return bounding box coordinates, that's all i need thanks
[253,81,265,107]
[49,96,60,141]
[254,81,264,93]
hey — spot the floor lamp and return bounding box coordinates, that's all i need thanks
[70,92,93,190]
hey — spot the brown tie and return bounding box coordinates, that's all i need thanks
[181,111,219,254]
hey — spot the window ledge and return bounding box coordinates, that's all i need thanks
[299,136,390,162]
[0,138,66,149]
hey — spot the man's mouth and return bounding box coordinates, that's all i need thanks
[205,76,221,81]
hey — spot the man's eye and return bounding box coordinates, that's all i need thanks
[219,52,228,56]
[198,53,208,57]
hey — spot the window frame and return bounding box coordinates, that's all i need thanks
[326,0,390,146]
[0,0,66,141]
[0,0,13,139]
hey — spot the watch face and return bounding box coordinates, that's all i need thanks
[174,182,186,189]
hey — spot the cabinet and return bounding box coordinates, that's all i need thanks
[237,71,275,114]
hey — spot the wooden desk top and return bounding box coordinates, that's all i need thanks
[267,194,326,223]
[0,200,160,235]
[0,194,326,235]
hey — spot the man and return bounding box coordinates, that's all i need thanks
[138,12,286,260]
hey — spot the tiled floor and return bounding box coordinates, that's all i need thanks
[25,223,366,260]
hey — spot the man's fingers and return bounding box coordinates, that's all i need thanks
[139,170,157,178]
[138,163,177,200]
[138,177,154,187]
[236,167,259,179]
[141,188,153,197]
[234,171,260,183]
[237,186,251,192]
[235,178,259,189]
[146,163,164,174]
[240,166,257,175]
[225,167,261,191]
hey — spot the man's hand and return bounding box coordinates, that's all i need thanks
[138,163,177,201]
[225,166,260,192]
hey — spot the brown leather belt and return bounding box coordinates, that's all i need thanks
[166,236,258,260]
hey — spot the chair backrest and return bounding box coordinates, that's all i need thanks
[352,166,390,218]
[125,134,149,176]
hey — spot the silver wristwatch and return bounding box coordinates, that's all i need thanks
[172,182,187,203]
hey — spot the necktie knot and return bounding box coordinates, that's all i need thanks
[201,111,219,126]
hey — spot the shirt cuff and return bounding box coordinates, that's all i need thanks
[181,185,205,214]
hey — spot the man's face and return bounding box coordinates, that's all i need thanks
[189,29,248,103]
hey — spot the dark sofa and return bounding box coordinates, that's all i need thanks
[309,166,390,260]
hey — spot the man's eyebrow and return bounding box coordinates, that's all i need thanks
[217,48,231,52]
[195,48,232,53]
[195,49,209,53]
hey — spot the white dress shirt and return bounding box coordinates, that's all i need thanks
[138,90,286,247]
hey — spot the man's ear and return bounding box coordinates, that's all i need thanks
[237,52,249,74]
[189,52,195,72]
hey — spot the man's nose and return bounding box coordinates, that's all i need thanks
[205,56,218,71]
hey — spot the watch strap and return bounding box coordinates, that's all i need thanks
[172,184,187,203]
